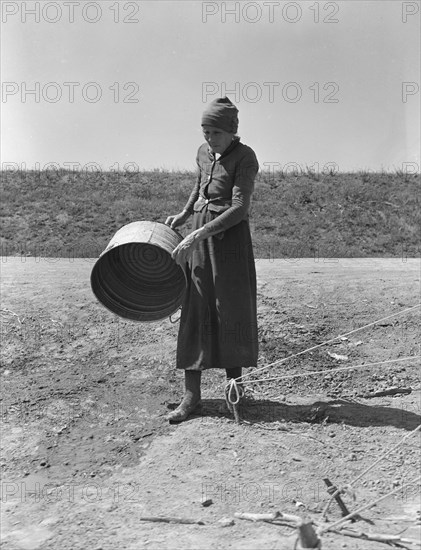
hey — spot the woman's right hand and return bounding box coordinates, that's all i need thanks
[165,210,190,229]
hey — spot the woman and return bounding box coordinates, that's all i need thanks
[165,97,259,423]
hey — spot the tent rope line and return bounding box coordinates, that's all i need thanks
[321,423,421,522]
[238,303,420,382]
[319,474,421,536]
[243,356,420,388]
[222,304,421,543]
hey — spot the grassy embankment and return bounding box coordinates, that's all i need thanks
[1,169,419,258]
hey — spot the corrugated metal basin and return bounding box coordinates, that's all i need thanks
[90,221,186,322]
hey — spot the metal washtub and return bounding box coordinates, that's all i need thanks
[90,221,187,321]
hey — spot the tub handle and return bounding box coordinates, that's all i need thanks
[169,307,182,324]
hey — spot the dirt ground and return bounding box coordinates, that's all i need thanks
[0,257,420,550]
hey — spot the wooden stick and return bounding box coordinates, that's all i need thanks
[357,386,412,398]
[234,511,301,524]
[235,512,322,548]
[322,425,421,520]
[323,478,353,519]
[319,476,421,535]
[332,528,421,547]
[138,516,204,525]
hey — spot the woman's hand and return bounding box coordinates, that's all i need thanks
[172,228,206,265]
[165,210,190,230]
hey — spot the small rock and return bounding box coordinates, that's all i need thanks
[218,517,234,527]
[328,432,336,438]
[327,352,348,361]
[202,499,213,507]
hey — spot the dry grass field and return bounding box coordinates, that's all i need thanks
[1,169,419,259]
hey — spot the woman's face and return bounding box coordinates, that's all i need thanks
[202,126,234,155]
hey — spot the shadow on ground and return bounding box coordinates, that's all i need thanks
[185,397,421,431]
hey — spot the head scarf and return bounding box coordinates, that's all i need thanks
[201,96,239,134]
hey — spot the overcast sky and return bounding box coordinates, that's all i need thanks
[1,0,420,172]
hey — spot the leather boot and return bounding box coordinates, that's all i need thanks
[167,370,202,423]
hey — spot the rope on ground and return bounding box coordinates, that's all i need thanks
[225,379,242,406]
[226,306,420,539]
[225,379,243,423]
[245,356,420,389]
[239,304,420,382]
[321,424,421,520]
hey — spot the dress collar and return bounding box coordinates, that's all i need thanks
[207,136,240,161]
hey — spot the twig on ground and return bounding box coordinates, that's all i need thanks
[357,387,412,398]
[235,512,321,548]
[234,511,301,524]
[331,528,421,548]
[138,516,204,525]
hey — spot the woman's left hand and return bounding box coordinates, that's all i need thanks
[172,229,204,265]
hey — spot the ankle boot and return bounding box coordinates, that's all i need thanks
[167,370,202,423]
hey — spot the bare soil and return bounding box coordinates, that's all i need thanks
[1,257,420,550]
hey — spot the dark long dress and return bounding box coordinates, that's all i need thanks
[176,211,258,371]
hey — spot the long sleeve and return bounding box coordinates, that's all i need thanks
[183,166,201,214]
[202,156,258,234]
